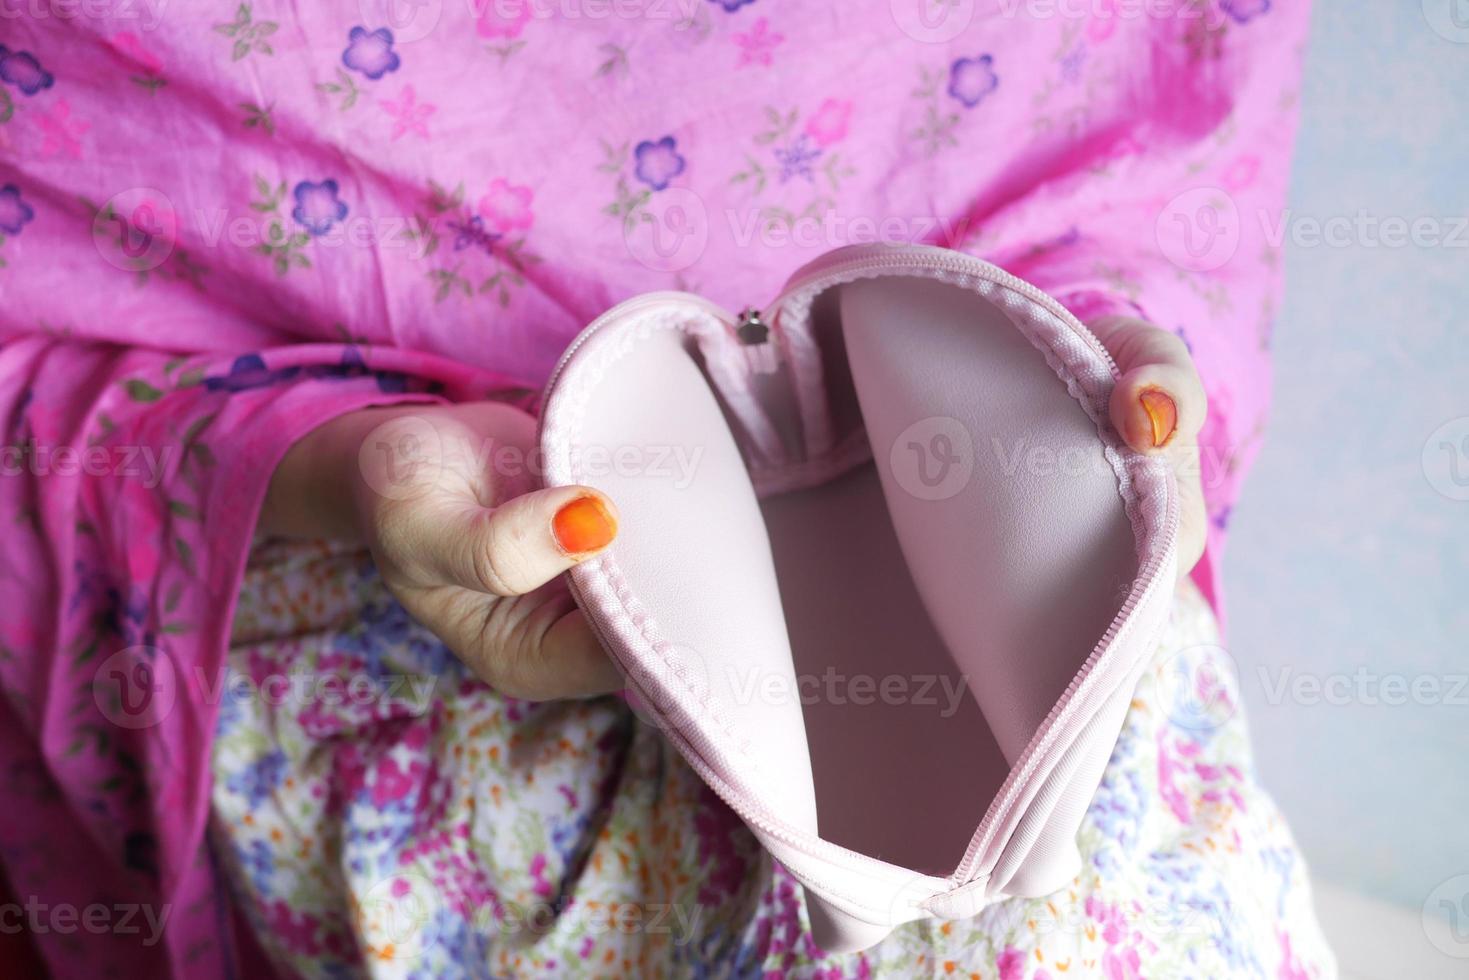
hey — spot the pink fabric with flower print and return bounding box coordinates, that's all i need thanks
[0,2,1306,974]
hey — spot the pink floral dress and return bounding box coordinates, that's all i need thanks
[0,2,1331,976]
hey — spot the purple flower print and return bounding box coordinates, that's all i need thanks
[947,54,999,109]
[341,27,400,80]
[447,214,500,254]
[1061,45,1087,84]
[204,354,301,392]
[1221,0,1270,23]
[0,184,35,235]
[707,0,757,10]
[633,136,686,191]
[774,135,821,183]
[237,839,275,895]
[475,2,531,39]
[292,179,348,236]
[0,47,55,96]
[227,749,288,808]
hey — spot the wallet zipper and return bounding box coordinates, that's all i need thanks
[545,243,1123,402]
[540,291,741,411]
[546,243,1167,894]
[758,242,1123,380]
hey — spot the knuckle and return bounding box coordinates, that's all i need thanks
[475,520,536,596]
[483,600,560,700]
[1151,330,1191,364]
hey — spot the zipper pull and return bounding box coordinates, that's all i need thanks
[736,307,770,345]
[735,307,779,374]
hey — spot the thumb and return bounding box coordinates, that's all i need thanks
[424,485,620,597]
[1088,315,1207,454]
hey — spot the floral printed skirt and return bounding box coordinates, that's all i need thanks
[211,540,1336,978]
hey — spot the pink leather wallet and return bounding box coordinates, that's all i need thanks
[538,243,1179,952]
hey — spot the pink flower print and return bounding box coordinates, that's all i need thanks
[380,84,435,141]
[1221,153,1262,191]
[1277,930,1311,980]
[265,900,324,956]
[803,98,853,148]
[1088,0,1120,42]
[476,1,532,39]
[1096,900,1128,945]
[477,178,534,233]
[1103,943,1143,980]
[111,31,163,75]
[528,852,554,898]
[1157,733,1193,823]
[996,946,1026,980]
[733,17,784,67]
[370,753,417,806]
[35,98,90,160]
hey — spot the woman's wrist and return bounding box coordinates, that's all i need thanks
[258,407,400,542]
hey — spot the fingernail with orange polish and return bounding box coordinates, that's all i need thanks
[553,494,618,556]
[1139,388,1178,448]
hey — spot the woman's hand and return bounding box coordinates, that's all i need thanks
[1088,315,1208,581]
[260,402,624,700]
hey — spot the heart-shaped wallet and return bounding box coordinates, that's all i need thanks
[538,243,1179,952]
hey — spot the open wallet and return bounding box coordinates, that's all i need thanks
[537,243,1180,953]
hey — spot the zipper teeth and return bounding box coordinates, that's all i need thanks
[951,495,1181,883]
[548,244,1166,889]
[760,243,1173,886]
[539,291,736,417]
[763,244,1123,379]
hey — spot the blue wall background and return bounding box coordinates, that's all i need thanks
[1226,2,1469,913]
